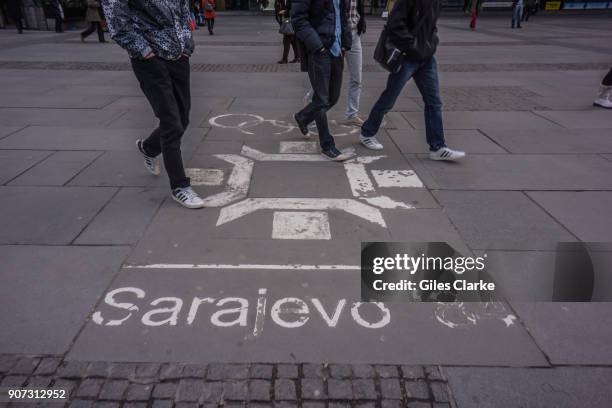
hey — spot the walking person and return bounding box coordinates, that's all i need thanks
[511,0,523,28]
[101,0,206,209]
[292,0,354,161]
[203,0,215,35]
[522,0,537,21]
[274,0,299,64]
[50,0,64,32]
[593,66,612,109]
[359,0,465,161]
[80,0,106,42]
[7,0,23,33]
[466,0,483,30]
[342,0,366,125]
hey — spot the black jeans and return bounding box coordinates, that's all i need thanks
[206,18,215,32]
[55,17,63,33]
[81,22,104,42]
[296,51,343,150]
[603,66,612,86]
[131,56,191,189]
[281,34,298,62]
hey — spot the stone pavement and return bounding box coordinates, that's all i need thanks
[1,12,612,408]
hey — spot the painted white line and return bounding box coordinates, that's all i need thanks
[272,211,331,240]
[371,169,424,188]
[123,263,360,270]
[362,196,414,209]
[279,141,318,154]
[185,168,224,186]
[201,155,253,207]
[344,163,376,196]
[216,198,387,228]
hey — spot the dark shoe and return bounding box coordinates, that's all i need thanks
[277,59,288,64]
[293,113,309,136]
[321,146,354,162]
[289,58,299,63]
[80,34,85,42]
[517,25,522,28]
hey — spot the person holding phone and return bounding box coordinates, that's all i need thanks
[102,0,206,209]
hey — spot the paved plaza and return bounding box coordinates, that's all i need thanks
[1,12,612,407]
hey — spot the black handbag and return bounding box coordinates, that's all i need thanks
[374,5,436,73]
[279,18,294,35]
[373,26,404,73]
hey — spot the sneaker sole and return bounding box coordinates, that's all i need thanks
[593,102,612,109]
[321,152,354,162]
[429,155,465,162]
[360,139,384,150]
[171,194,206,209]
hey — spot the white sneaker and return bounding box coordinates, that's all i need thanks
[343,115,364,126]
[172,186,205,209]
[429,147,466,162]
[360,134,384,150]
[136,139,160,176]
[593,85,612,109]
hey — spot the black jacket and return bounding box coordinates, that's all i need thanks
[291,0,352,54]
[275,0,291,25]
[386,0,440,58]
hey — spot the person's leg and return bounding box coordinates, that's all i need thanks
[15,17,23,33]
[81,22,95,39]
[328,55,343,109]
[361,60,419,138]
[96,22,105,42]
[297,51,335,150]
[210,18,215,31]
[166,56,191,133]
[412,57,446,151]
[603,67,612,86]
[279,35,290,63]
[55,17,63,32]
[290,36,299,62]
[130,58,190,189]
[345,30,363,119]
[470,11,477,29]
[516,5,523,27]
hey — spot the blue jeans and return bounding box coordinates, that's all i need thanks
[362,56,446,151]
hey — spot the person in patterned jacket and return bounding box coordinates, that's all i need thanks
[101,0,206,209]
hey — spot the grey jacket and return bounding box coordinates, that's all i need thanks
[101,0,194,60]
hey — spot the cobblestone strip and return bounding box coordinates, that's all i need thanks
[0,355,454,408]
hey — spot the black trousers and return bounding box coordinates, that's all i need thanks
[281,34,298,62]
[81,22,104,42]
[296,51,343,150]
[206,18,214,31]
[602,66,612,86]
[131,56,191,189]
[55,17,63,32]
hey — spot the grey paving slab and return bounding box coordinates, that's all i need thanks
[535,110,612,129]
[9,151,102,186]
[0,125,24,140]
[250,162,353,198]
[0,245,129,354]
[102,96,231,112]
[75,187,167,245]
[0,150,53,184]
[483,128,612,154]
[0,108,123,126]
[0,186,116,244]
[0,126,206,151]
[402,111,561,130]
[603,154,612,162]
[418,154,612,190]
[382,209,469,255]
[0,94,118,109]
[68,152,172,188]
[432,191,575,250]
[527,191,612,241]
[511,302,612,365]
[68,268,547,365]
[388,129,506,154]
[446,367,612,408]
[105,110,211,129]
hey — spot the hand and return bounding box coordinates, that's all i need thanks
[144,51,156,60]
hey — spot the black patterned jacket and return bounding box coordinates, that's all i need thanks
[101,0,195,60]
